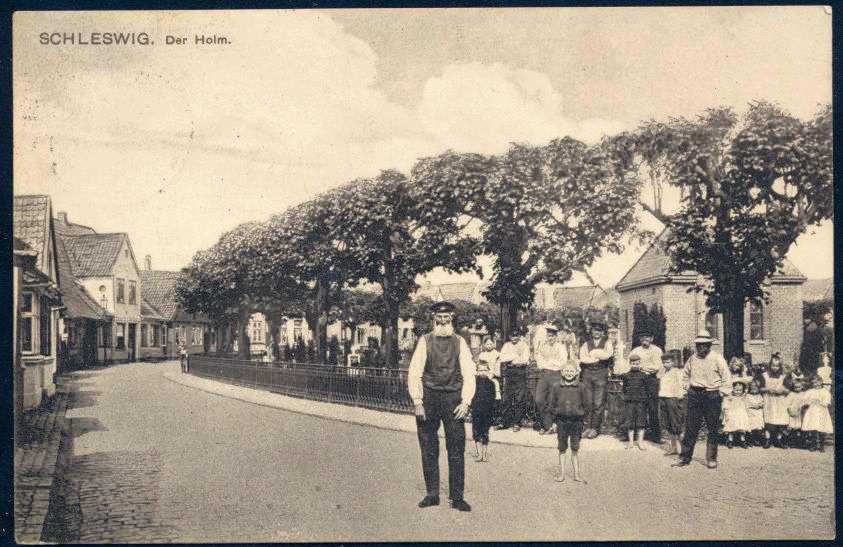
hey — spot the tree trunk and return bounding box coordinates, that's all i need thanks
[721,298,745,360]
[500,300,520,341]
[237,303,250,360]
[314,277,329,364]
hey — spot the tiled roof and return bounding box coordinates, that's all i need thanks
[616,228,806,291]
[139,270,182,320]
[803,278,833,301]
[553,286,607,309]
[54,217,96,236]
[55,236,110,320]
[60,233,126,277]
[13,195,51,273]
[141,297,165,320]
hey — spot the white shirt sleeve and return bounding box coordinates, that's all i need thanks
[459,337,477,404]
[579,342,597,364]
[407,335,427,406]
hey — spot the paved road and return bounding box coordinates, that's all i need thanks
[60,361,835,542]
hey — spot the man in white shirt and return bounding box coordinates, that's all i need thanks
[407,301,476,512]
[628,330,664,443]
[533,323,569,434]
[578,322,614,438]
[496,326,531,431]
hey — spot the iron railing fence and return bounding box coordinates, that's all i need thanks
[188,355,629,428]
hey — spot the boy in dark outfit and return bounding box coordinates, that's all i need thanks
[623,354,649,450]
[547,361,589,483]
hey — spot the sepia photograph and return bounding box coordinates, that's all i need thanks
[11,6,835,542]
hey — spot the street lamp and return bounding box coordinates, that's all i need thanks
[100,292,109,365]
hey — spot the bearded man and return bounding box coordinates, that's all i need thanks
[407,301,476,512]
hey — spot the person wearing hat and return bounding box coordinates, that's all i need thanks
[628,329,665,443]
[407,300,476,511]
[496,325,532,432]
[578,321,615,439]
[533,323,570,434]
[671,330,732,469]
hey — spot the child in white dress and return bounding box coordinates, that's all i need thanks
[762,356,790,448]
[802,375,833,452]
[722,381,751,448]
[745,380,766,446]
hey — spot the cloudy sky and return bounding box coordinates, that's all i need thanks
[13,7,833,287]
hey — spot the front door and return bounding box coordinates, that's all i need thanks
[127,323,136,361]
[83,322,98,366]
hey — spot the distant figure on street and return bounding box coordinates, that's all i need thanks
[628,330,664,443]
[178,341,188,372]
[533,323,569,435]
[496,326,531,432]
[407,301,476,512]
[578,322,614,438]
[672,331,731,469]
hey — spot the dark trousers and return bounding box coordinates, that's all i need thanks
[534,369,562,430]
[680,388,722,462]
[416,387,466,501]
[501,367,528,427]
[643,374,661,439]
[581,367,609,432]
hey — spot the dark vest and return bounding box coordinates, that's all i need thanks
[422,334,463,392]
[586,337,614,368]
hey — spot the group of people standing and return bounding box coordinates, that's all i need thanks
[406,300,834,510]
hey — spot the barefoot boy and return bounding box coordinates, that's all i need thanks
[547,361,588,483]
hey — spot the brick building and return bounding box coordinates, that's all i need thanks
[616,228,807,364]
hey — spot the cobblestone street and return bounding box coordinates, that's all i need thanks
[51,361,835,542]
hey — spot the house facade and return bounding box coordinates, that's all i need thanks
[14,196,63,409]
[139,263,213,358]
[58,228,143,362]
[616,229,807,364]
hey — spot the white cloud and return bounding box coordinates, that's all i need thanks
[417,62,625,154]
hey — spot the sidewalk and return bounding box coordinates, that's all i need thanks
[14,382,71,544]
[166,370,662,451]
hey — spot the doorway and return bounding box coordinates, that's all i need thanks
[127,323,136,361]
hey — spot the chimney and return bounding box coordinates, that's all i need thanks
[144,255,152,270]
[57,212,68,225]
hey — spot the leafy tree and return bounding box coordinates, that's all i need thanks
[803,299,833,329]
[624,102,832,358]
[411,140,640,338]
[331,170,479,367]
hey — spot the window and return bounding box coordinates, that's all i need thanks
[160,326,167,346]
[749,300,765,340]
[705,310,720,339]
[19,292,35,353]
[141,324,148,347]
[67,324,77,349]
[128,281,137,305]
[192,326,202,346]
[115,322,126,350]
[39,298,51,356]
[179,326,186,344]
[149,325,158,347]
[293,319,302,342]
[116,279,125,303]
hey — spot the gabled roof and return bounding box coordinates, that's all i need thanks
[553,285,608,309]
[139,270,182,321]
[54,236,111,321]
[140,297,165,320]
[60,232,128,277]
[616,228,807,292]
[13,195,53,275]
[54,215,96,236]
